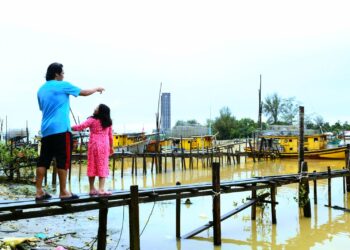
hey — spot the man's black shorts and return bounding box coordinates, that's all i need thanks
[37,132,72,170]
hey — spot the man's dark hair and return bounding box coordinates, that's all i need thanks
[46,62,63,81]
[93,104,113,128]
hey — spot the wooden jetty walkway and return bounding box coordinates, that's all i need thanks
[1,162,349,250]
[69,142,276,180]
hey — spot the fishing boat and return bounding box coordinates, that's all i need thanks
[113,132,148,154]
[338,131,350,147]
[145,133,172,153]
[170,135,216,152]
[258,134,347,159]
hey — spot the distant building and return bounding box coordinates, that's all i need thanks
[161,93,171,133]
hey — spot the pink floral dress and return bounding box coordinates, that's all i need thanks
[72,117,113,177]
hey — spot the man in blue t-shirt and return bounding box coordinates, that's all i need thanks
[36,62,105,201]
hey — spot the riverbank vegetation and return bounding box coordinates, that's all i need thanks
[176,93,350,140]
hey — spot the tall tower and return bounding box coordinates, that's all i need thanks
[161,93,171,133]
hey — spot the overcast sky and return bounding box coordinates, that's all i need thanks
[1,0,350,135]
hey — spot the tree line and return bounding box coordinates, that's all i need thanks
[174,93,350,140]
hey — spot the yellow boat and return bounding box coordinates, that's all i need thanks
[113,132,148,153]
[258,134,347,159]
[171,135,215,152]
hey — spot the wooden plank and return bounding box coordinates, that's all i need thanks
[325,205,350,213]
[0,169,348,225]
[183,193,269,239]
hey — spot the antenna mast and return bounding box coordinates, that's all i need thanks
[258,74,262,130]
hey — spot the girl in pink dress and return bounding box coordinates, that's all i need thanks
[72,104,114,195]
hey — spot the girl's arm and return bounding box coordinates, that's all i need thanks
[72,118,93,131]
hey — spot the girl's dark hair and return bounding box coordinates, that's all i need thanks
[93,104,112,128]
[46,62,63,81]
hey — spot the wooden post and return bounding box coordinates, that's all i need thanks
[176,181,181,238]
[112,156,116,178]
[151,155,155,173]
[78,154,82,183]
[197,147,199,168]
[343,167,346,194]
[300,162,311,217]
[189,143,193,169]
[248,140,256,163]
[182,150,186,170]
[97,198,108,250]
[172,153,175,172]
[346,145,350,192]
[143,154,147,175]
[206,147,209,167]
[298,106,305,173]
[236,150,240,164]
[9,140,14,181]
[313,170,317,205]
[328,166,332,207]
[226,148,230,165]
[251,183,257,220]
[155,154,159,174]
[129,185,140,250]
[257,138,264,161]
[121,151,125,178]
[212,162,221,245]
[158,151,162,173]
[131,156,135,175]
[270,183,277,224]
[164,151,167,173]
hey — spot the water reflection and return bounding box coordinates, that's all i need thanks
[45,157,350,249]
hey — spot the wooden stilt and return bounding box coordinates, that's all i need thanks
[300,162,311,217]
[212,162,221,245]
[270,183,277,224]
[97,198,108,250]
[129,185,140,250]
[176,181,181,238]
[251,183,257,220]
[313,170,317,205]
[112,156,116,178]
[328,166,332,207]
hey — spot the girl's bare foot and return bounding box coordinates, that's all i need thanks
[89,188,98,195]
[98,190,112,196]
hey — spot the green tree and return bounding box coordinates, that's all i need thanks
[313,115,325,132]
[174,120,200,126]
[305,114,316,129]
[343,121,350,131]
[322,122,331,132]
[331,121,343,135]
[263,93,284,124]
[175,120,186,126]
[233,118,257,138]
[186,119,199,125]
[281,97,299,124]
[212,107,236,139]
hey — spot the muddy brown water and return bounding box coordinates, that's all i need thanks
[1,157,350,249]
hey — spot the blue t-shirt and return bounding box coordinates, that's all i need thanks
[37,80,81,137]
